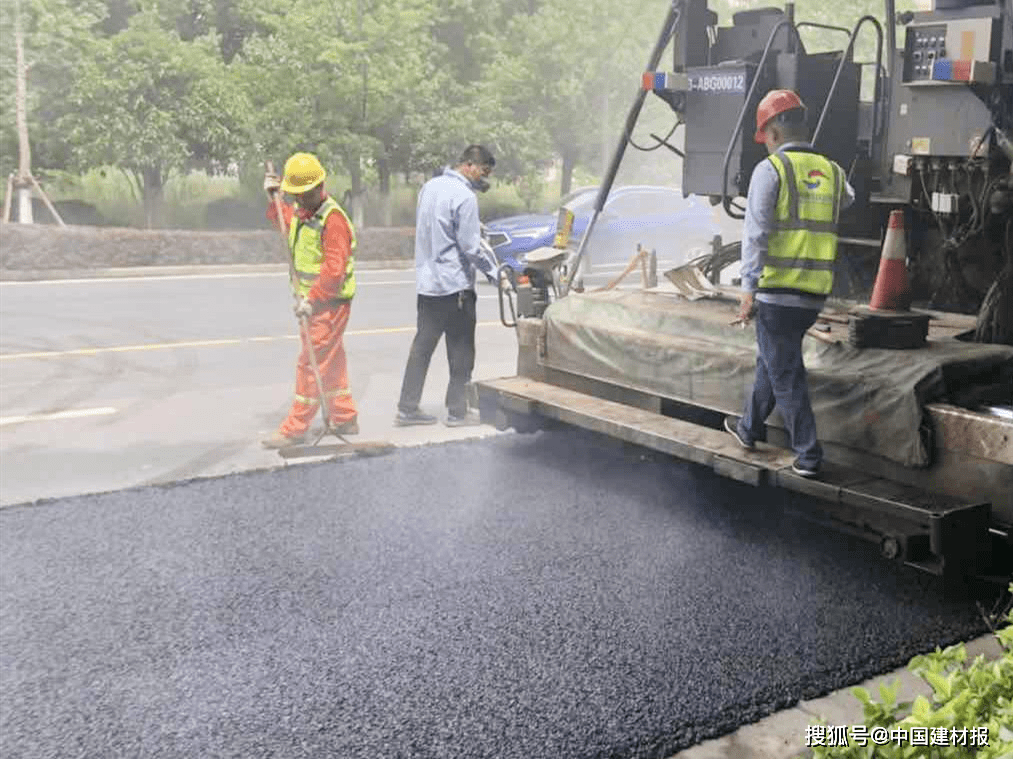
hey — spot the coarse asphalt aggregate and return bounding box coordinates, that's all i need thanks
[0,428,989,758]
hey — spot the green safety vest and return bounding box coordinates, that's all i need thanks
[289,196,356,302]
[758,149,844,297]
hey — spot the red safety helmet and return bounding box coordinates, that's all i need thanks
[754,89,806,143]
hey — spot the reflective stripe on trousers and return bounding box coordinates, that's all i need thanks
[293,388,353,407]
[278,303,357,436]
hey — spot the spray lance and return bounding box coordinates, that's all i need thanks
[561,0,685,296]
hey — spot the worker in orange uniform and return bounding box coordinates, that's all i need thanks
[262,152,360,449]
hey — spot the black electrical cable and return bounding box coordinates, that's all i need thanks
[975,217,1013,344]
[919,168,948,239]
[920,167,974,307]
[958,164,979,239]
[687,240,741,284]
[627,118,682,152]
[847,155,859,183]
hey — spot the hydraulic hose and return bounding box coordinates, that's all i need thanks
[996,128,1013,166]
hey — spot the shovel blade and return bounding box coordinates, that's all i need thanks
[663,264,718,300]
[277,441,396,459]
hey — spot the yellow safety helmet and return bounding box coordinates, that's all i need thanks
[281,152,326,194]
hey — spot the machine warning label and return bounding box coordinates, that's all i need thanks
[687,72,746,93]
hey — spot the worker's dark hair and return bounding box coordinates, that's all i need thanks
[774,106,809,140]
[459,144,495,168]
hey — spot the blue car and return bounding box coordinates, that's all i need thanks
[485,185,731,272]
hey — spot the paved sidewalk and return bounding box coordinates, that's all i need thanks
[669,633,1005,759]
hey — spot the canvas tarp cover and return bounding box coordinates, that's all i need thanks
[542,290,1013,468]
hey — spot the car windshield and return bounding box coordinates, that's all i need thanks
[605,190,687,216]
[539,187,687,218]
[539,187,596,215]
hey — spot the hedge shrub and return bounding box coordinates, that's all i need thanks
[811,585,1012,759]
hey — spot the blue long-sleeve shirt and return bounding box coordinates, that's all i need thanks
[413,168,494,296]
[740,142,855,309]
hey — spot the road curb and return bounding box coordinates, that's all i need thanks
[0,260,415,281]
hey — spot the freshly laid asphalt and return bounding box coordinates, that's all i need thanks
[0,428,989,759]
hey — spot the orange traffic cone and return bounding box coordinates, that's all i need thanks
[869,210,911,311]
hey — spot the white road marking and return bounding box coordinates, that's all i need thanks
[0,262,682,286]
[0,273,417,286]
[0,272,288,286]
[0,322,504,361]
[0,407,117,426]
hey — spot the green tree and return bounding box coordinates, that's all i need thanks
[329,0,449,226]
[236,0,491,227]
[230,0,357,213]
[58,11,251,226]
[489,0,661,198]
[0,0,106,183]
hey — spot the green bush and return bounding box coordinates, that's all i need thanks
[811,585,1012,759]
[362,182,421,227]
[45,168,243,228]
[26,168,575,229]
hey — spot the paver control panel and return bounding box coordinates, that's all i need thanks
[904,24,948,81]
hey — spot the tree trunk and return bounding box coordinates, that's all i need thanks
[560,151,576,198]
[348,159,365,229]
[14,0,33,224]
[377,158,392,228]
[15,183,33,224]
[141,166,165,228]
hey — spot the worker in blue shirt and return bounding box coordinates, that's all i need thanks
[396,145,497,427]
[725,90,854,477]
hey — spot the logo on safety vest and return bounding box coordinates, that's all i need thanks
[803,169,827,190]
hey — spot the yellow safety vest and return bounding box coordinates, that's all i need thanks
[289,196,357,302]
[758,149,844,297]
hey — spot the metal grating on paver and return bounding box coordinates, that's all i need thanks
[0,429,988,758]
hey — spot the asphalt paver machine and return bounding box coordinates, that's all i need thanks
[477,0,1013,589]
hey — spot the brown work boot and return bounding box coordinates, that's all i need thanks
[329,416,359,435]
[261,430,307,449]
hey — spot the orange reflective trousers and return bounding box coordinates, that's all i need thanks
[278,303,357,436]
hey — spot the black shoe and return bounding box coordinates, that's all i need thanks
[395,409,438,427]
[791,459,820,478]
[724,416,754,450]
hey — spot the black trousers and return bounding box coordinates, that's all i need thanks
[397,290,477,417]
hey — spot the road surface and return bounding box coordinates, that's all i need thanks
[0,426,987,759]
[0,263,643,505]
[0,262,999,759]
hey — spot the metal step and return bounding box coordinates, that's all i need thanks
[477,376,795,486]
[474,376,991,577]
